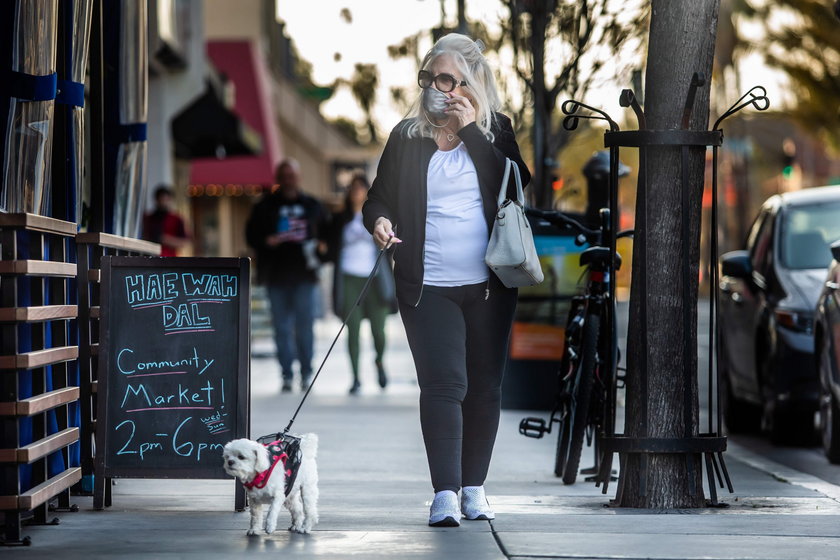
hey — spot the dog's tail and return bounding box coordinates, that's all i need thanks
[300,433,318,458]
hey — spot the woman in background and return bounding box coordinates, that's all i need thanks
[327,173,396,394]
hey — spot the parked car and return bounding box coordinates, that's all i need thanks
[718,185,840,444]
[816,239,840,462]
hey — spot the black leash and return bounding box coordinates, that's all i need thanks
[281,238,396,435]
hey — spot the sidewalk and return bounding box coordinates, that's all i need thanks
[8,315,840,559]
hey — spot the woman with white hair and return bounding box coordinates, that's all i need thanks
[363,33,530,527]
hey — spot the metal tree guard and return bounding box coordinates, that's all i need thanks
[562,76,769,505]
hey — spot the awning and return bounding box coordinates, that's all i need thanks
[189,40,283,186]
[172,74,263,159]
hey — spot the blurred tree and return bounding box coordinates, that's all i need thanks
[330,64,379,144]
[741,0,840,149]
[711,0,756,247]
[330,117,361,144]
[387,32,425,118]
[383,2,647,206]
[499,0,648,208]
[348,63,380,144]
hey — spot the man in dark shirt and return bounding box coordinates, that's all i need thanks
[143,185,190,256]
[246,159,326,392]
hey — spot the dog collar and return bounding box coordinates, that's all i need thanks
[243,441,290,491]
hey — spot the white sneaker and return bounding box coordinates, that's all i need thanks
[460,486,495,520]
[428,490,461,527]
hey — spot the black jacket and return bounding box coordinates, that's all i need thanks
[362,113,531,306]
[245,191,326,285]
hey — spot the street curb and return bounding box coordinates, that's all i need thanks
[727,441,840,503]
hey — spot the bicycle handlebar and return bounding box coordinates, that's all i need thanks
[525,207,598,240]
[525,207,634,246]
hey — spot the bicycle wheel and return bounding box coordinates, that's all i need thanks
[558,312,600,485]
[552,306,584,478]
[553,386,572,477]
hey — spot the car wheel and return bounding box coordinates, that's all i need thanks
[818,335,840,462]
[758,349,816,445]
[765,405,816,446]
[820,390,840,463]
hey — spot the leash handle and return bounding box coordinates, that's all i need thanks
[282,236,396,434]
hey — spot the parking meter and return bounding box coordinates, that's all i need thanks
[583,150,630,228]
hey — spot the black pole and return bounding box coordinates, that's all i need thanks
[88,0,104,232]
[457,0,467,33]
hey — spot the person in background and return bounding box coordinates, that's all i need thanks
[142,185,190,256]
[246,159,327,393]
[325,173,397,395]
[363,33,530,526]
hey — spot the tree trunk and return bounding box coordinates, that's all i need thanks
[615,0,720,508]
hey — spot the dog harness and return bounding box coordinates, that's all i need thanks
[243,441,289,491]
[244,438,301,496]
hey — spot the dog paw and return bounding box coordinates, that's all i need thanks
[264,523,277,534]
[246,529,257,536]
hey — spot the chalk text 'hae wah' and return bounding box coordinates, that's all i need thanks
[125,273,238,305]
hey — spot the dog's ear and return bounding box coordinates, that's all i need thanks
[253,444,271,472]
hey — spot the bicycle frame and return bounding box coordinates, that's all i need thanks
[519,208,630,485]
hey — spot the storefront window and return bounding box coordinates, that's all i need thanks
[120,0,147,125]
[108,0,149,237]
[0,0,58,215]
[70,0,93,225]
[113,141,147,237]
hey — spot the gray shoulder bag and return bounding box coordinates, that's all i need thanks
[485,158,545,288]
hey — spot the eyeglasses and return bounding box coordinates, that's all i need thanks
[417,70,467,93]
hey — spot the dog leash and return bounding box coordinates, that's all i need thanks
[281,235,397,435]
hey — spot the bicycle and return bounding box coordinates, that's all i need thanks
[518,207,633,485]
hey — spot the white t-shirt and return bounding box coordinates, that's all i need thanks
[423,142,489,286]
[340,212,378,277]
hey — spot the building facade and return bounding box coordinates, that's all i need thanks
[0,0,376,544]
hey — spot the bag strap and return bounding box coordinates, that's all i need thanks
[497,157,525,207]
[511,159,524,204]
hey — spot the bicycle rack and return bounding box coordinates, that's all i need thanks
[562,76,769,506]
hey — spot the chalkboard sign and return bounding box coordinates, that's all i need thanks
[95,257,250,495]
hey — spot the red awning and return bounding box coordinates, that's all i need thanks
[189,40,282,186]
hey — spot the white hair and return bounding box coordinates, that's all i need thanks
[401,33,501,142]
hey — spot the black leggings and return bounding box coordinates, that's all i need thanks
[399,282,517,493]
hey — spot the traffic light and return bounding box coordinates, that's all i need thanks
[782,138,796,179]
[782,155,795,179]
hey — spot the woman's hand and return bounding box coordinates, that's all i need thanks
[373,217,402,249]
[446,94,476,131]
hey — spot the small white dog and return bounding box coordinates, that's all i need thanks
[222,434,319,535]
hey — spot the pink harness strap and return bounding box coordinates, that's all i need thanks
[242,440,290,490]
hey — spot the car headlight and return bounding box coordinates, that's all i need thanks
[774,309,814,333]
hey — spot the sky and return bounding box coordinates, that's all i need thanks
[276,1,789,135]
[276,0,509,129]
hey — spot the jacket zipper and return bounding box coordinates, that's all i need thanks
[485,279,490,301]
[413,249,425,307]
[413,284,424,308]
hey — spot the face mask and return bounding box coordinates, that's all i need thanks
[422,88,449,120]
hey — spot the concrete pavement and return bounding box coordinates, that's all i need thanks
[7,314,840,559]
